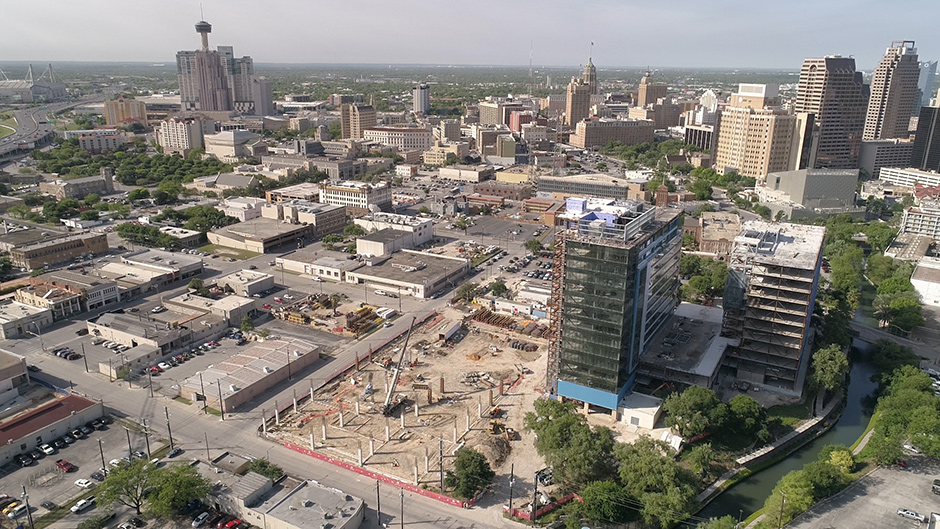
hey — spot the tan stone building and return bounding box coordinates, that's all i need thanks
[795,56,867,169]
[715,84,800,179]
[569,118,655,149]
[9,232,109,271]
[637,70,668,107]
[864,41,920,140]
[340,103,376,139]
[697,212,742,256]
[565,78,592,126]
[103,97,148,126]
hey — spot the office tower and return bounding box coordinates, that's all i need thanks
[548,200,682,411]
[176,20,232,112]
[218,46,254,112]
[103,97,148,126]
[715,84,799,179]
[413,83,430,114]
[565,78,592,126]
[864,41,920,140]
[251,77,274,116]
[156,116,216,155]
[794,56,868,169]
[917,61,938,112]
[722,221,826,394]
[582,59,598,95]
[340,103,376,139]
[912,105,940,171]
[636,69,667,107]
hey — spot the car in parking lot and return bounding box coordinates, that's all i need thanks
[262,304,272,309]
[29,449,44,460]
[2,502,21,516]
[90,471,106,482]
[75,478,95,489]
[53,438,67,449]
[5,503,28,519]
[192,511,211,527]
[56,459,76,472]
[70,497,95,513]
[39,443,55,455]
[151,306,166,314]
[168,447,184,458]
[15,454,33,467]
[63,434,76,444]
[897,508,927,522]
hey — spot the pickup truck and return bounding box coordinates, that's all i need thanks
[55,459,76,472]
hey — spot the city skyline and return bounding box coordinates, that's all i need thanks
[0,0,937,71]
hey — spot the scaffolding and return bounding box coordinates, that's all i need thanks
[545,232,567,391]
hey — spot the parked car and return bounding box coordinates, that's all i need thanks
[52,439,67,449]
[75,478,95,489]
[5,503,28,519]
[192,512,211,527]
[90,471,106,482]
[39,443,55,455]
[15,454,33,467]
[56,459,76,472]
[70,497,95,513]
[897,508,927,522]
[168,447,184,458]
[78,423,93,434]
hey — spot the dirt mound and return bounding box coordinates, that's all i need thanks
[478,434,512,468]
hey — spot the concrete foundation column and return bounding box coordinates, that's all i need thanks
[488,389,493,407]
[610,408,618,421]
[358,441,363,466]
[414,403,419,418]
[400,412,405,429]
[309,433,314,449]
[583,401,589,413]
[385,418,390,442]
[355,401,360,416]
[439,376,444,394]
[309,387,314,402]
[425,447,430,473]
[275,407,280,425]
[453,419,458,443]
[499,381,504,396]
[369,437,375,457]
[339,412,344,428]
[414,460,418,484]
[262,410,267,434]
[355,354,360,372]
[478,398,482,418]
[466,409,471,433]
[293,397,297,414]
[321,417,327,441]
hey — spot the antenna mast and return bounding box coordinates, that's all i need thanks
[528,40,534,95]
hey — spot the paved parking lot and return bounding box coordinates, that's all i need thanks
[0,418,159,526]
[790,457,940,528]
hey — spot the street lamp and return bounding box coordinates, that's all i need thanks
[21,485,34,529]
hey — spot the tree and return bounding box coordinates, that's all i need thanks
[83,193,100,205]
[689,178,713,200]
[699,516,738,529]
[524,239,543,254]
[128,188,150,200]
[801,461,846,499]
[444,448,494,499]
[489,279,508,298]
[577,480,632,524]
[147,464,212,519]
[240,316,255,333]
[329,293,342,316]
[343,224,366,238]
[682,232,699,250]
[187,278,207,295]
[662,386,722,438]
[615,436,698,528]
[811,344,850,393]
[0,256,12,279]
[246,458,284,481]
[455,282,479,303]
[688,442,715,476]
[80,210,100,221]
[418,206,430,214]
[97,460,157,514]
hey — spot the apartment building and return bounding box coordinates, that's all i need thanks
[340,103,376,139]
[362,127,433,150]
[103,97,149,126]
[320,181,392,214]
[156,116,216,155]
[569,118,655,149]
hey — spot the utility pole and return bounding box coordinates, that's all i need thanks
[21,485,34,529]
[147,366,154,398]
[97,438,106,475]
[399,488,404,529]
[375,480,381,526]
[165,406,174,450]
[142,419,151,459]
[124,427,132,458]
[439,438,444,493]
[507,463,514,518]
[204,432,211,462]
[777,492,786,529]
[217,379,225,420]
[533,471,539,526]
[199,372,207,414]
[81,343,88,373]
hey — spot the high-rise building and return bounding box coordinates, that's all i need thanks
[156,116,216,155]
[103,97,149,127]
[218,45,254,112]
[917,61,938,111]
[251,77,274,116]
[864,41,920,140]
[715,84,801,179]
[722,221,826,394]
[176,21,233,112]
[582,59,598,95]
[794,56,868,169]
[413,83,430,115]
[548,200,682,411]
[912,105,940,171]
[565,78,592,126]
[340,103,377,139]
[636,69,668,107]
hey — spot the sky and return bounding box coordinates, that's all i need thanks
[1,0,937,72]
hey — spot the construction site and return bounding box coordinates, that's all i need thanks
[262,305,550,495]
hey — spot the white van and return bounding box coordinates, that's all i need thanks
[374,290,388,297]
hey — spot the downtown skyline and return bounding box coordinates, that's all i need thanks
[0,0,937,71]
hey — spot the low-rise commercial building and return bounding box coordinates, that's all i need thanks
[204,130,266,163]
[355,228,412,256]
[880,167,940,188]
[422,142,470,166]
[363,127,433,150]
[215,197,267,222]
[0,297,53,339]
[0,392,103,467]
[24,270,120,313]
[345,250,469,298]
[495,168,532,184]
[98,249,204,298]
[438,165,495,183]
[9,232,108,271]
[0,350,28,406]
[261,201,346,237]
[86,309,226,354]
[265,182,321,203]
[473,182,533,201]
[184,173,258,193]
[537,173,650,201]
[158,226,204,248]
[207,218,313,254]
[320,181,392,214]
[696,212,742,256]
[215,270,275,297]
[911,257,940,306]
[353,212,433,247]
[756,168,863,220]
[39,167,115,200]
[163,293,257,327]
[14,281,83,320]
[179,338,319,412]
[275,252,363,281]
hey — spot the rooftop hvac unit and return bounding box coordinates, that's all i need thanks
[229,384,239,392]
[293,350,303,357]
[263,366,273,374]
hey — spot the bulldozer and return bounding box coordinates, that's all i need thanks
[488,419,503,434]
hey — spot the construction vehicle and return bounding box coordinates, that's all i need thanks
[505,427,519,441]
[488,419,503,434]
[489,406,503,418]
[382,317,416,416]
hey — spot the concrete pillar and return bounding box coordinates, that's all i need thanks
[583,401,589,413]
[478,398,482,418]
[309,386,314,402]
[339,411,344,428]
[355,354,360,372]
[262,410,267,434]
[425,447,430,473]
[400,412,405,429]
[357,441,363,466]
[488,389,493,407]
[309,433,314,450]
[384,380,389,397]
[414,460,419,484]
[275,407,280,425]
[414,402,419,418]
[453,419,458,443]
[499,381,504,396]
[355,401,360,416]
[610,408,618,421]
[369,437,375,457]
[439,376,444,394]
[385,418,390,442]
[427,388,432,404]
[466,409,471,433]
[321,417,327,442]
[293,397,297,414]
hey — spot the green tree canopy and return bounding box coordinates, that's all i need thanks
[97,460,157,514]
[246,458,284,481]
[523,239,543,254]
[240,316,255,333]
[343,224,366,238]
[811,344,850,393]
[444,448,494,499]
[662,386,723,438]
[489,279,508,297]
[147,464,212,518]
[614,436,698,528]
[455,282,479,303]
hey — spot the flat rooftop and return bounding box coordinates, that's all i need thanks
[359,228,409,244]
[0,349,24,373]
[640,303,733,379]
[0,229,61,248]
[122,249,203,269]
[730,221,826,270]
[166,292,255,312]
[212,218,309,242]
[44,269,116,289]
[539,173,637,186]
[180,338,318,401]
[913,257,940,285]
[0,394,98,444]
[99,263,165,286]
[359,212,431,227]
[0,299,49,322]
[13,231,102,252]
[158,226,202,238]
[701,212,742,242]
[270,182,321,196]
[349,250,467,285]
[263,478,363,527]
[887,233,933,261]
[218,269,274,285]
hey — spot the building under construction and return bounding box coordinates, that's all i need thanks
[547,198,682,413]
[0,64,67,103]
[721,221,825,395]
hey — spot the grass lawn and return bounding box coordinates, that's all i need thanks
[198,243,261,261]
[0,117,16,139]
[767,396,814,428]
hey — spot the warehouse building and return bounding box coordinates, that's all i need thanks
[344,250,469,298]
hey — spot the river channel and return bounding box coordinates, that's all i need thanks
[695,342,878,523]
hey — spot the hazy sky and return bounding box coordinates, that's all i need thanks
[2,0,936,71]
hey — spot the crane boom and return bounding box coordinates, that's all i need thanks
[382,316,417,416]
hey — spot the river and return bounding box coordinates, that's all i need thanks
[695,342,878,523]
